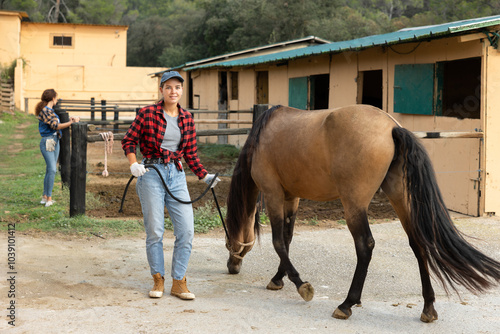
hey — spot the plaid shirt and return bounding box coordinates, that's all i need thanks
[122,102,207,179]
[38,107,62,137]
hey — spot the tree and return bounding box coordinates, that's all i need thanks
[5,0,500,67]
[72,0,127,25]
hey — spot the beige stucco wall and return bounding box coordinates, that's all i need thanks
[268,64,288,105]
[16,22,164,115]
[330,53,358,107]
[484,45,500,214]
[0,12,22,65]
[21,22,127,68]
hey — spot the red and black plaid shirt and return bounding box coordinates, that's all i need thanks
[122,102,207,179]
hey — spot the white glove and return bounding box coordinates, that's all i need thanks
[203,173,221,188]
[130,162,147,177]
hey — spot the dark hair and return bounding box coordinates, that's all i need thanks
[35,89,57,116]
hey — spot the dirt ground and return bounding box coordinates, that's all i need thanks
[2,217,500,333]
[84,137,397,224]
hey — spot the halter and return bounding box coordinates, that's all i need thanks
[226,238,255,260]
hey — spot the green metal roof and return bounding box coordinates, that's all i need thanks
[184,15,500,71]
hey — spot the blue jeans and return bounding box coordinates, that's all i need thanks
[40,135,60,198]
[136,162,194,280]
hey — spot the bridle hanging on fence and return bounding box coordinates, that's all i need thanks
[99,131,114,177]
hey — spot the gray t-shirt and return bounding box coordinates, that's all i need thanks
[161,112,181,152]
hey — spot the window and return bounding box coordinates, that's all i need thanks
[310,74,329,110]
[288,74,330,110]
[230,71,239,100]
[393,58,481,119]
[50,34,74,48]
[437,58,481,119]
[358,70,383,109]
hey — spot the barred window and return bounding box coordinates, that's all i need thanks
[50,34,74,48]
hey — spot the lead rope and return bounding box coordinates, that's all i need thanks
[99,131,114,177]
[118,167,254,259]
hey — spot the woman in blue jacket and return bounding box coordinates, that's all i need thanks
[35,89,79,206]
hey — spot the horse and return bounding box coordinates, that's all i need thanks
[224,104,500,322]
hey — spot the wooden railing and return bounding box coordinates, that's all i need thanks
[58,104,269,216]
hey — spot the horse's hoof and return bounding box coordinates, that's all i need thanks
[298,282,314,302]
[420,310,438,323]
[332,307,352,320]
[266,280,284,290]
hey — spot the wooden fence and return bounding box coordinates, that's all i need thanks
[60,102,483,217]
[1,80,14,111]
[58,104,269,216]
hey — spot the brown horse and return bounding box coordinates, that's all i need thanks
[224,104,500,322]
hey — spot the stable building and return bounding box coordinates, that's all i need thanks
[173,15,500,217]
[0,10,165,114]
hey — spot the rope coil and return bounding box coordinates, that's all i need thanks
[99,131,114,177]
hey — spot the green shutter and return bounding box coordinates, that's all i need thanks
[394,64,434,115]
[289,77,308,110]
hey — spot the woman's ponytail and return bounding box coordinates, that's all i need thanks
[35,89,57,116]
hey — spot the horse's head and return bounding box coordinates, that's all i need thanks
[225,188,260,274]
[226,230,256,274]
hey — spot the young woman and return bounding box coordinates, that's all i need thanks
[36,89,80,207]
[122,71,220,300]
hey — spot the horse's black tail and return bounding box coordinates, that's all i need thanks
[392,126,500,294]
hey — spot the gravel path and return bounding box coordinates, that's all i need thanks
[2,216,500,333]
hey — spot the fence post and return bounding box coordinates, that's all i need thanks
[55,103,71,188]
[217,111,228,145]
[114,106,119,131]
[90,97,95,121]
[70,123,87,217]
[101,100,107,121]
[253,104,269,123]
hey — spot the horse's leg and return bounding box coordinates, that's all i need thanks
[266,196,314,301]
[267,197,300,291]
[381,168,438,322]
[333,206,374,320]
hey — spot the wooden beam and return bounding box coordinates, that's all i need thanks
[194,119,253,124]
[413,131,484,139]
[459,33,486,43]
[86,128,252,142]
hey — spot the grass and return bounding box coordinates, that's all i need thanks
[197,143,240,162]
[0,111,236,237]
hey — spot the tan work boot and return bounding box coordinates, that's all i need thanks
[149,273,165,298]
[171,276,195,300]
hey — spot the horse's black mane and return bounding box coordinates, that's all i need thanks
[225,105,282,241]
[247,104,282,150]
